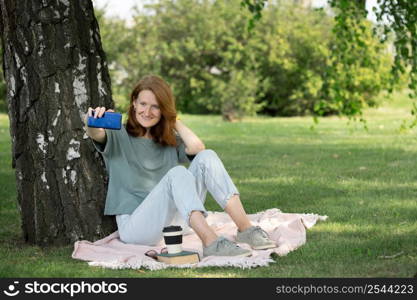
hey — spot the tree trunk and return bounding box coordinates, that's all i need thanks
[0,0,116,245]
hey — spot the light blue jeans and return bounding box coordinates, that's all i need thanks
[116,149,240,245]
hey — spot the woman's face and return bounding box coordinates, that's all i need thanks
[133,90,162,129]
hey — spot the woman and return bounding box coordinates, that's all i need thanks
[85,75,275,257]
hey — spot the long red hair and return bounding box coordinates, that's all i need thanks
[126,75,177,147]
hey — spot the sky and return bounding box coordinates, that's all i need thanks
[92,0,145,20]
[92,0,379,22]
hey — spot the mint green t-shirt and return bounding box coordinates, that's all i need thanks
[92,126,191,215]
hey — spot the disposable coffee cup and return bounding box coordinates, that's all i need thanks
[162,226,183,254]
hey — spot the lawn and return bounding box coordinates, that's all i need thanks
[0,92,416,277]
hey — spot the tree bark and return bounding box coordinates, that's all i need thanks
[0,0,116,245]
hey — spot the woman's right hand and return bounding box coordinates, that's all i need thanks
[85,107,114,143]
[85,107,115,126]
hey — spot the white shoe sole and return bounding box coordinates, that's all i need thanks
[236,239,277,250]
[235,251,252,257]
[203,251,252,258]
[251,243,276,250]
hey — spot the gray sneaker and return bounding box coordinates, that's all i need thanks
[236,226,276,250]
[203,236,252,257]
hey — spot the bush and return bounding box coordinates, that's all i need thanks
[104,0,266,119]
[97,1,395,117]
[251,4,393,116]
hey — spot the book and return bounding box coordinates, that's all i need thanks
[156,251,200,265]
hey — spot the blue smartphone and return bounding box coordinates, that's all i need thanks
[87,112,122,130]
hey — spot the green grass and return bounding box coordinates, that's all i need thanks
[1,92,416,277]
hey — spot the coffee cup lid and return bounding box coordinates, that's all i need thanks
[163,225,182,232]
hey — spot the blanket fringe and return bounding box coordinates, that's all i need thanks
[88,256,276,271]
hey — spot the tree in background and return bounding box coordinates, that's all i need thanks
[96,0,392,119]
[0,0,116,245]
[1,1,397,121]
[111,0,265,121]
[251,3,391,117]
[242,0,417,121]
[94,6,133,107]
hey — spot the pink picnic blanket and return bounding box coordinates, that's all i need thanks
[72,208,327,270]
